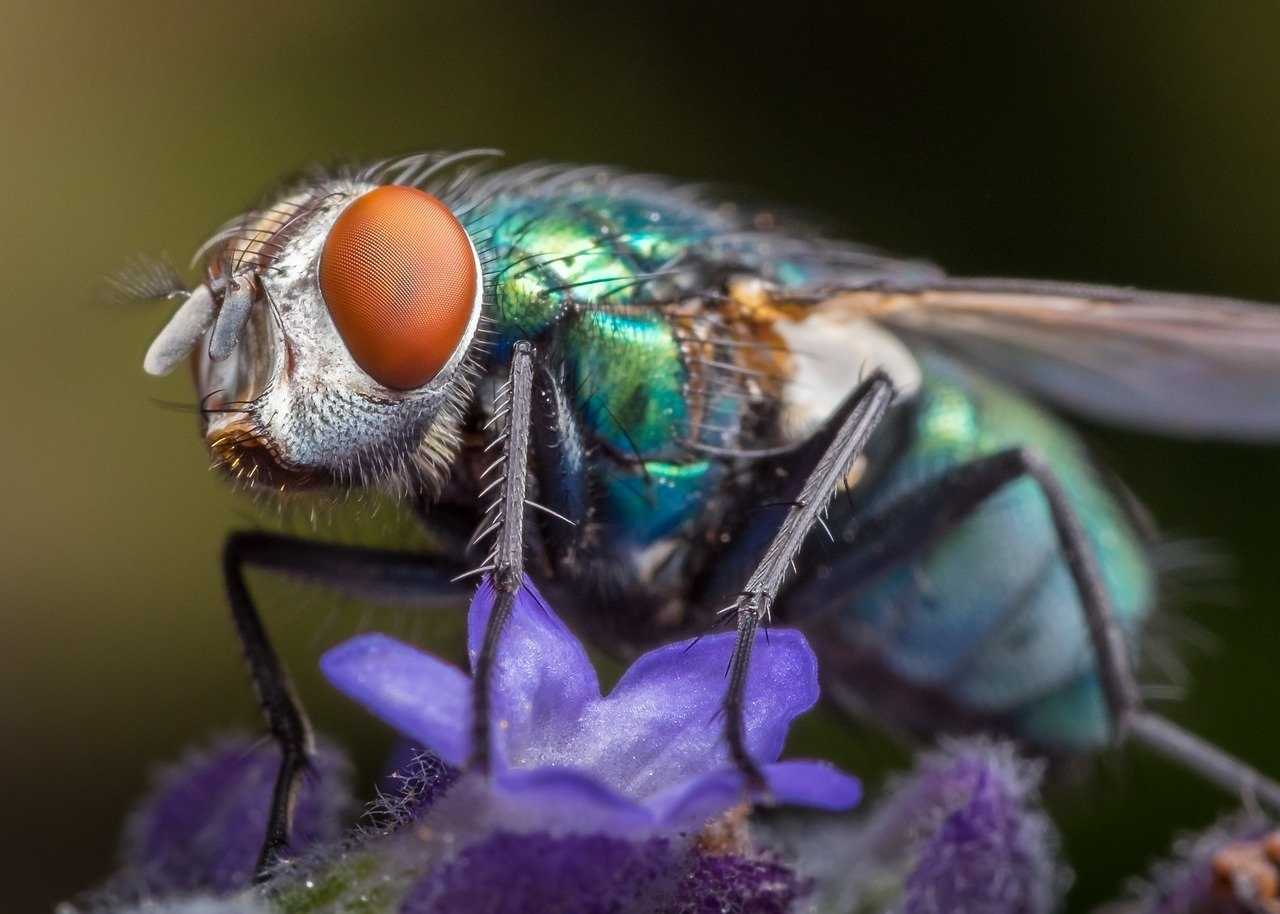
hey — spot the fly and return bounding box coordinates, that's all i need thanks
[131,150,1280,879]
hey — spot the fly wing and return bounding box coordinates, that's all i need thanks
[817,277,1280,439]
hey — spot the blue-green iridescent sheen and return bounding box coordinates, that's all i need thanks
[566,310,686,459]
[473,172,1154,750]
[606,460,713,544]
[485,191,706,339]
[480,184,725,552]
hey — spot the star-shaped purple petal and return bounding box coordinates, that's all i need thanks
[321,576,858,833]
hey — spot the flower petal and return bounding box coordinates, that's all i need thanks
[324,580,857,843]
[466,577,600,765]
[645,770,746,829]
[321,634,472,766]
[522,627,817,799]
[493,767,655,833]
[761,760,862,811]
[642,761,859,828]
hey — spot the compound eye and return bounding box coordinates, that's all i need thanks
[319,185,478,390]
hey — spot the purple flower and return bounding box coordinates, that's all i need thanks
[90,896,272,911]
[90,897,271,914]
[371,744,460,826]
[321,576,859,835]
[768,739,1063,914]
[398,831,803,914]
[900,745,1059,914]
[1115,814,1279,914]
[115,735,354,897]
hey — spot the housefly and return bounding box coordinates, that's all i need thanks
[134,150,1280,876]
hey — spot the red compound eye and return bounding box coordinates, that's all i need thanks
[319,185,478,390]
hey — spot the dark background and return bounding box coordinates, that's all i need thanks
[6,3,1280,910]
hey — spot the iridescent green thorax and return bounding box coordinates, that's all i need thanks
[471,176,926,552]
[482,182,725,455]
[479,181,732,550]
[484,187,711,339]
[565,310,686,458]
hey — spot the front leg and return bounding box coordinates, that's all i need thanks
[222,532,469,879]
[222,535,310,880]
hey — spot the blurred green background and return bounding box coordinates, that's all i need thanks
[6,2,1280,910]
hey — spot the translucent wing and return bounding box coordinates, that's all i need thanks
[818,277,1280,439]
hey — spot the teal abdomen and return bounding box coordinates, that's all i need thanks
[837,353,1155,749]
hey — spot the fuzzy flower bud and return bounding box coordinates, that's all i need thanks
[771,739,1064,914]
[1109,814,1279,914]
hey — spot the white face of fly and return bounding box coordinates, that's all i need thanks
[146,169,486,494]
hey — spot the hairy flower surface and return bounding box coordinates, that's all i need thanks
[1114,813,1279,914]
[71,579,857,914]
[321,576,860,833]
[118,737,353,898]
[396,831,803,914]
[768,739,1063,914]
[66,737,353,912]
[81,897,271,914]
[899,746,1058,914]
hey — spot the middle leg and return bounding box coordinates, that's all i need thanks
[717,371,897,786]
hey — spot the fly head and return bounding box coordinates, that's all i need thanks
[144,159,489,496]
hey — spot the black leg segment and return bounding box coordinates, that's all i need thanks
[221,531,470,879]
[227,531,469,607]
[222,534,314,880]
[470,340,537,770]
[721,371,896,787]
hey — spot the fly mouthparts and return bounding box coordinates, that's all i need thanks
[207,279,256,363]
[144,284,216,376]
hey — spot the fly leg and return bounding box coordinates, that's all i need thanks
[469,340,536,770]
[223,532,470,879]
[228,532,470,607]
[801,446,1280,812]
[720,371,897,787]
[467,341,591,768]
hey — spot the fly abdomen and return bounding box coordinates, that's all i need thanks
[790,351,1156,751]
